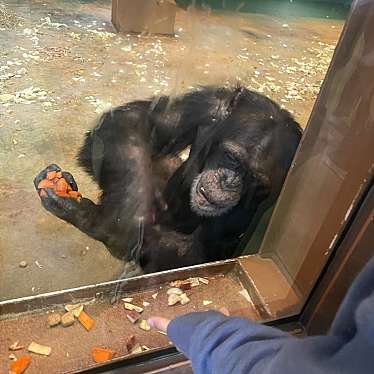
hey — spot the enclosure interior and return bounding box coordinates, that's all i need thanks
[0,0,357,373]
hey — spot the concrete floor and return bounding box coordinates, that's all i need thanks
[0,0,345,300]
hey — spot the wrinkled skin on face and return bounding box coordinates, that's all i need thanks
[190,168,243,216]
[190,141,245,217]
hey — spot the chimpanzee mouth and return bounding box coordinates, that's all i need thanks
[190,175,234,217]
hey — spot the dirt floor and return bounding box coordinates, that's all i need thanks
[0,272,261,373]
[0,0,346,301]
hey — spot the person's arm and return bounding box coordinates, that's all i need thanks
[166,311,293,374]
[150,290,374,374]
[148,258,374,374]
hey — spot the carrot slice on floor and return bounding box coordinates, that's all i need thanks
[91,347,115,363]
[9,355,31,374]
[78,310,94,331]
[46,171,57,180]
[38,179,54,189]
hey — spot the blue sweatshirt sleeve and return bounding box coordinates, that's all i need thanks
[167,310,293,373]
[167,257,374,374]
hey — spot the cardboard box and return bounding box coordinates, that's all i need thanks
[112,0,177,35]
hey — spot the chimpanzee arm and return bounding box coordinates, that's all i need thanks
[148,86,244,156]
[35,104,155,260]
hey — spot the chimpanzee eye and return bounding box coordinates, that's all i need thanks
[225,151,240,168]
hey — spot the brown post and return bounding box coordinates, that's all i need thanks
[257,0,374,304]
[112,0,177,35]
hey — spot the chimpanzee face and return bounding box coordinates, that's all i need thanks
[190,141,246,217]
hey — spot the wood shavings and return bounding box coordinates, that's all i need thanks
[179,283,191,291]
[18,261,27,268]
[124,302,143,313]
[0,6,21,30]
[126,310,140,324]
[170,277,199,288]
[129,343,143,355]
[0,93,14,103]
[65,303,83,317]
[179,293,190,305]
[27,342,51,356]
[142,301,150,307]
[151,293,158,299]
[198,277,209,285]
[87,29,115,40]
[126,335,136,353]
[203,300,212,306]
[47,313,61,327]
[121,297,133,303]
[168,293,181,306]
[139,319,151,331]
[168,292,190,306]
[167,287,183,295]
[61,311,75,327]
[9,353,17,360]
[9,341,24,351]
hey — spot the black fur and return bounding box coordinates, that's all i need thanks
[34,86,302,273]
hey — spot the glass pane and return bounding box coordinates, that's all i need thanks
[0,0,348,304]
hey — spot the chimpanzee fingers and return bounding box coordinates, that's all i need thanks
[33,163,61,190]
[61,171,78,191]
[41,188,79,220]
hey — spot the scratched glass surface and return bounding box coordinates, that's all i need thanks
[0,0,349,300]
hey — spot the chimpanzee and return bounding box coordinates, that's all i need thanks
[34,86,302,276]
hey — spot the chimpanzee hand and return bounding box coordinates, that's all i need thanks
[34,164,81,223]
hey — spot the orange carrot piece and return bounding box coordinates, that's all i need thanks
[9,355,31,374]
[78,310,94,331]
[38,179,54,189]
[55,178,69,193]
[91,347,115,363]
[46,171,57,180]
[55,191,71,198]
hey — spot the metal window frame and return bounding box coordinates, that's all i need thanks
[1,1,373,373]
[76,0,374,370]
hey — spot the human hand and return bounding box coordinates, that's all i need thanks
[147,307,230,334]
[147,316,170,333]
